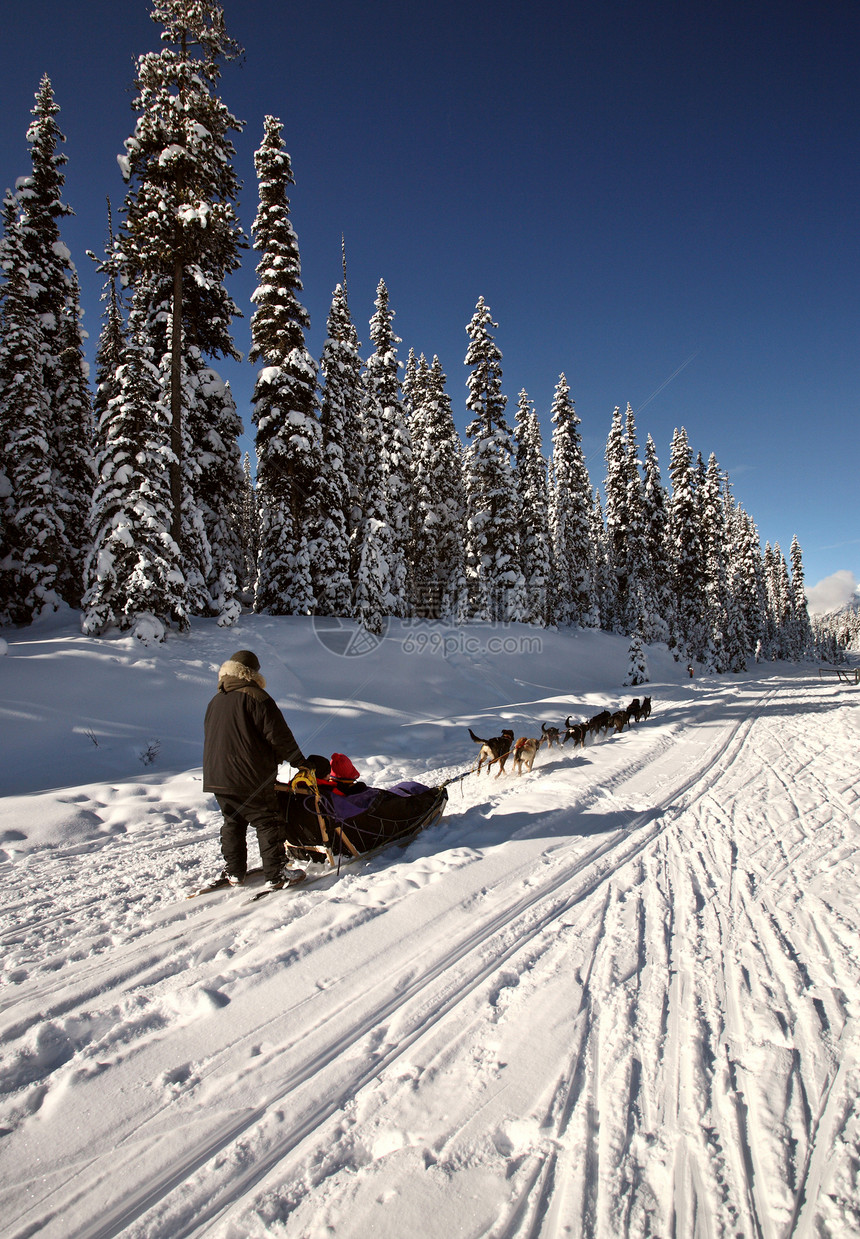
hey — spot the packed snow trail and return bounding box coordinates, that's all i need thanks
[1,652,859,1237]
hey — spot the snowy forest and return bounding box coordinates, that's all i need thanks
[0,0,847,669]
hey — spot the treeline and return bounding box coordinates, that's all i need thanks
[0,1,835,669]
[811,602,860,658]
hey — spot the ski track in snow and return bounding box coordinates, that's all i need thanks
[1,674,859,1238]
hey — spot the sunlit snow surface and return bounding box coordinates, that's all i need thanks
[1,614,858,1238]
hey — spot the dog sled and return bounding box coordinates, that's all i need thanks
[275,768,448,868]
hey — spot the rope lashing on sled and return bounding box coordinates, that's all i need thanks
[291,767,361,873]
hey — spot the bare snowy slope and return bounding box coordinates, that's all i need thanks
[0,617,858,1238]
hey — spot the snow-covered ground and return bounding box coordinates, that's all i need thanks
[1,614,858,1239]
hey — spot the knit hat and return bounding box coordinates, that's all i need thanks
[330,752,360,782]
[229,649,260,672]
[304,754,331,779]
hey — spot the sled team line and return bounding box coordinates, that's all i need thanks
[467,695,653,777]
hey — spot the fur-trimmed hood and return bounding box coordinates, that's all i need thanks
[218,659,267,690]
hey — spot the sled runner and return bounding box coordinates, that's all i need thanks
[275,768,448,867]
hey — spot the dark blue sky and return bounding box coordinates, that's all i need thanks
[2,0,858,602]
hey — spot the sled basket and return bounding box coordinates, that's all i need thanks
[275,769,448,868]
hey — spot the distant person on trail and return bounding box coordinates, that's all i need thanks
[203,649,309,892]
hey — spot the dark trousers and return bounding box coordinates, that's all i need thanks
[216,789,285,882]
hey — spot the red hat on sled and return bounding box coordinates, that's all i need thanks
[330,753,360,781]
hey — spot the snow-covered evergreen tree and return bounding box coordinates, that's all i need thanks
[642,433,673,642]
[718,482,751,672]
[250,115,322,614]
[401,348,420,426]
[81,281,187,639]
[409,355,466,617]
[668,426,709,662]
[589,488,609,629]
[364,279,411,616]
[513,390,551,625]
[116,0,244,599]
[733,504,768,661]
[603,406,629,633]
[353,379,396,636]
[768,542,794,659]
[790,534,812,659]
[0,77,94,620]
[623,629,649,686]
[548,375,594,626]
[19,77,94,597]
[622,405,655,635]
[404,352,430,592]
[320,278,363,578]
[186,351,242,623]
[699,453,727,671]
[0,192,60,621]
[315,282,360,617]
[462,298,526,621]
[237,452,258,595]
[589,487,610,629]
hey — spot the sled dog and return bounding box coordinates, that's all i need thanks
[512,736,542,775]
[563,717,588,748]
[468,727,515,776]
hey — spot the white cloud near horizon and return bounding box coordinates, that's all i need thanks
[807,570,859,615]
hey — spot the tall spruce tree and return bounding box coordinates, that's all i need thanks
[733,503,767,661]
[409,355,466,617]
[642,433,673,642]
[548,374,594,627]
[621,404,654,639]
[0,78,93,620]
[790,535,812,659]
[668,426,708,662]
[364,279,411,616]
[720,482,752,672]
[186,351,242,624]
[603,406,628,633]
[699,453,727,671]
[353,379,396,635]
[250,115,322,614]
[82,281,187,638]
[590,487,611,629]
[513,390,551,626]
[237,452,258,594]
[462,297,525,621]
[321,274,364,576]
[315,282,361,616]
[0,192,59,621]
[115,0,244,613]
[768,542,794,659]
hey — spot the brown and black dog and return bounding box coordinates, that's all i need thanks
[541,722,562,748]
[563,716,588,748]
[468,727,515,776]
[588,709,613,738]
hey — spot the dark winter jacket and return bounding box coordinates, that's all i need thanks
[203,671,306,799]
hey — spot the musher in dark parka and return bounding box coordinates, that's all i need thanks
[203,649,308,890]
